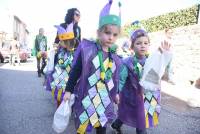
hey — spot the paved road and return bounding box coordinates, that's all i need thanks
[0,58,200,134]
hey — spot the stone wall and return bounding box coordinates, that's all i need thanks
[149,24,200,85]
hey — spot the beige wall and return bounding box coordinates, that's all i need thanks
[149,24,200,84]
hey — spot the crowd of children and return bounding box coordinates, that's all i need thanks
[39,0,173,134]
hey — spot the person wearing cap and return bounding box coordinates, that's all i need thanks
[49,23,77,108]
[63,0,122,133]
[111,22,172,134]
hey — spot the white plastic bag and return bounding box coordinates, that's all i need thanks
[140,50,172,91]
[44,49,55,74]
[52,94,75,133]
[47,49,55,72]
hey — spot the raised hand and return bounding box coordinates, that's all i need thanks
[159,40,171,53]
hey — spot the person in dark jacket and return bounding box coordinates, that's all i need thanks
[54,8,81,49]
[34,28,47,77]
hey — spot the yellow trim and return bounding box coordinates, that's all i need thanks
[145,114,149,128]
[52,88,55,98]
[58,32,74,40]
[153,112,159,126]
[57,89,62,102]
[108,62,112,68]
[58,59,64,64]
[77,120,89,134]
[94,121,100,128]
[100,72,105,80]
[103,58,109,71]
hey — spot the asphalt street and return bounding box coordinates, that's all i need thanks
[0,58,200,134]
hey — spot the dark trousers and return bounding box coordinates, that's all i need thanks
[136,128,147,134]
[77,126,106,134]
[96,127,106,134]
[37,57,46,74]
[112,118,123,128]
[113,118,147,134]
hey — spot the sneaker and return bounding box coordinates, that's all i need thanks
[111,123,123,134]
[136,128,147,134]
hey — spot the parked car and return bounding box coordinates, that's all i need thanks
[0,41,10,63]
[0,51,4,63]
[0,40,29,63]
[19,48,29,62]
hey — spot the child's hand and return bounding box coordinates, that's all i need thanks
[159,40,171,53]
[115,94,120,104]
[63,91,71,102]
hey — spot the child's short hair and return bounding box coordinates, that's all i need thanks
[130,29,149,49]
[98,24,121,33]
[39,28,44,32]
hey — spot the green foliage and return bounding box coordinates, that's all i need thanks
[122,4,199,36]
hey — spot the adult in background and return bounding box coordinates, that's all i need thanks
[54,8,81,49]
[34,28,47,77]
[9,36,20,66]
[45,8,81,105]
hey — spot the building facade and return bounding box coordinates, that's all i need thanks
[0,10,29,49]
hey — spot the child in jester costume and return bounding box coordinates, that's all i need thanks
[50,22,76,108]
[112,21,172,134]
[63,0,122,134]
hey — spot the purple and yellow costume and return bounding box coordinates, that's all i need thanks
[118,29,161,129]
[51,47,73,103]
[118,55,161,129]
[118,56,146,129]
[65,0,123,133]
[66,39,122,133]
[46,23,76,104]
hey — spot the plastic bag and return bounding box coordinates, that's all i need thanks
[52,94,75,133]
[46,49,55,72]
[140,50,172,91]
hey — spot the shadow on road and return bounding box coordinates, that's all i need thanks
[162,92,194,112]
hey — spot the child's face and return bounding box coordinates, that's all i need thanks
[39,28,44,35]
[132,36,150,57]
[98,25,120,50]
[60,39,75,50]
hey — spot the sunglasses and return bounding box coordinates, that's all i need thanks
[75,13,80,17]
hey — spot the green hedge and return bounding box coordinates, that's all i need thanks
[122,4,199,36]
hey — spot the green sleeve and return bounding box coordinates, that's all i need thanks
[119,64,128,92]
